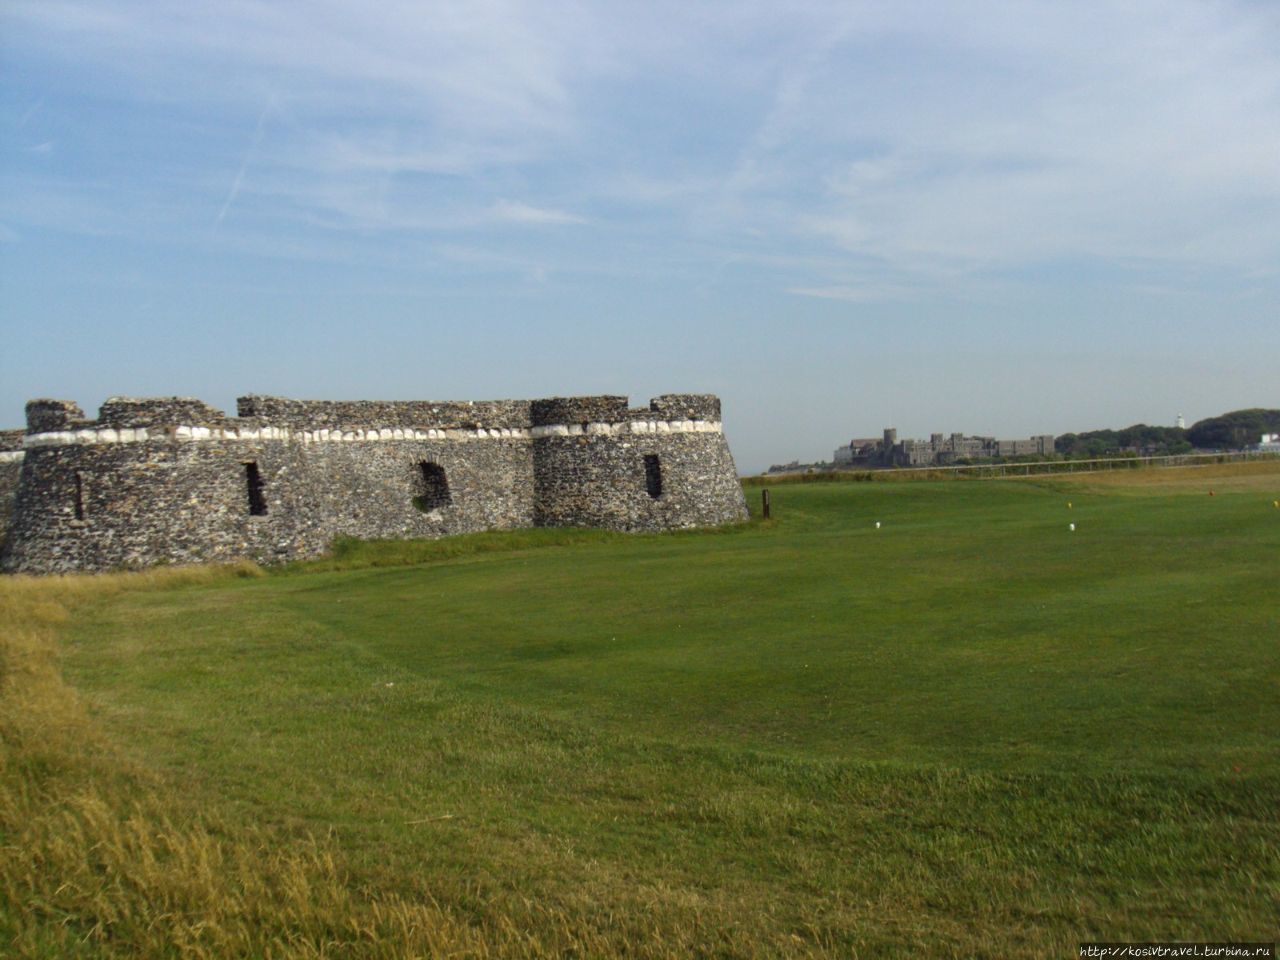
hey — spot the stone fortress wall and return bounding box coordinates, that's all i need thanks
[1,393,747,574]
[0,429,24,546]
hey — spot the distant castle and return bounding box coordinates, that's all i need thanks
[834,428,1055,468]
[0,393,747,574]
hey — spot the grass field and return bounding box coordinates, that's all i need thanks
[3,463,1278,957]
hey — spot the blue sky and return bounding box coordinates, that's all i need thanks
[2,0,1277,472]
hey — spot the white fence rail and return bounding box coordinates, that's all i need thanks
[871,450,1280,480]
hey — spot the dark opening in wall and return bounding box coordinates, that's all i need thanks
[244,462,268,516]
[73,472,85,520]
[644,454,663,499]
[414,461,452,511]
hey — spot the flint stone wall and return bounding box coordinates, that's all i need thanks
[533,432,741,530]
[1,393,747,574]
[0,430,24,547]
[236,396,534,431]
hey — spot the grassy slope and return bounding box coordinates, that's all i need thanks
[6,464,1279,957]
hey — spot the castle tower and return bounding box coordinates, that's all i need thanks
[531,394,746,532]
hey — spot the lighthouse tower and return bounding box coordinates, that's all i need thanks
[1176,413,1186,429]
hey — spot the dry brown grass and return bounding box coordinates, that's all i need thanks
[0,565,823,958]
[1042,458,1280,494]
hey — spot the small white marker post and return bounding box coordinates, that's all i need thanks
[875,521,881,529]
[1069,522,1076,531]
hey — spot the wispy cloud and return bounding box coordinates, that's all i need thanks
[8,1,586,141]
[783,3,1280,276]
[788,284,910,304]
[490,199,586,226]
[215,97,275,228]
[18,97,45,129]
[5,0,1280,286]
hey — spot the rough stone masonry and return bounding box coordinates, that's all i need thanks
[0,393,748,574]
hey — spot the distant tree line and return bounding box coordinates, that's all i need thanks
[1055,408,1279,458]
[1055,425,1191,458]
[1185,408,1280,450]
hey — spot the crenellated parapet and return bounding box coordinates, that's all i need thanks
[531,395,630,426]
[1,392,746,573]
[25,399,88,434]
[646,394,721,421]
[96,397,229,430]
[235,396,534,431]
[21,394,728,438]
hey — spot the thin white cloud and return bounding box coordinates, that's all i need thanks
[311,138,521,177]
[0,177,128,237]
[787,284,909,303]
[7,0,585,139]
[18,97,45,129]
[5,0,1280,285]
[490,199,587,226]
[215,97,274,227]
[655,0,1280,286]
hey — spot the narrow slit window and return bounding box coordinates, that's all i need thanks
[73,471,85,520]
[244,462,268,516]
[643,454,662,499]
[414,461,452,511]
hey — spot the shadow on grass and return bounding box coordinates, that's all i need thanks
[285,514,766,576]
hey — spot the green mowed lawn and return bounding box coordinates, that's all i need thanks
[61,473,1280,954]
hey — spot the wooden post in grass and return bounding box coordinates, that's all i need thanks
[762,489,771,519]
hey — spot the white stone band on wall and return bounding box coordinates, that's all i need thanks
[0,450,24,463]
[21,420,724,450]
